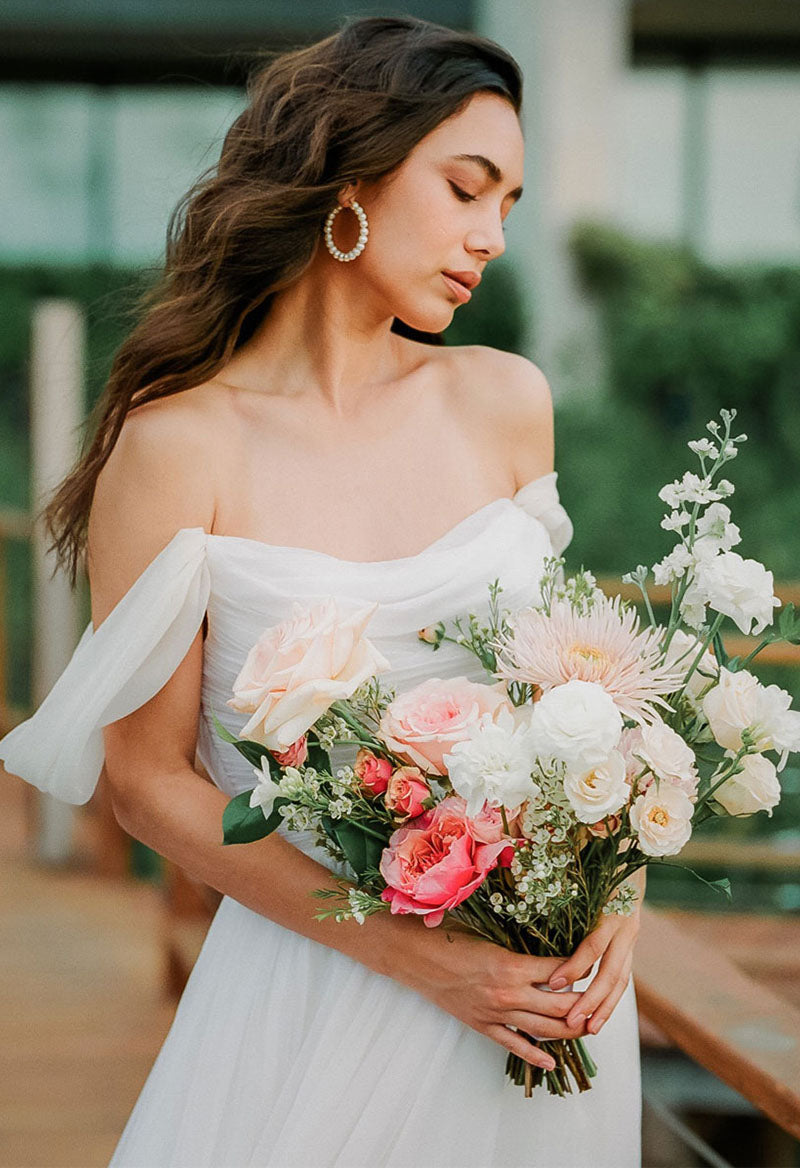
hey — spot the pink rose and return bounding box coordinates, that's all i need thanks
[272,736,308,768]
[469,801,522,844]
[385,766,432,819]
[354,749,393,796]
[378,677,510,776]
[227,599,389,751]
[379,797,508,927]
[587,813,623,839]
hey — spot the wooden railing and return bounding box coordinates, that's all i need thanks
[3,527,800,1143]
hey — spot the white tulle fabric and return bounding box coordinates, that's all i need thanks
[0,471,641,1168]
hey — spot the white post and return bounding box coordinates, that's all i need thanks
[30,300,85,864]
[475,0,627,397]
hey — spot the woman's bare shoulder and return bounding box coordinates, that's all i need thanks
[440,344,554,485]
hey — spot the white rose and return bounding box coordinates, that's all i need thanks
[714,752,781,817]
[636,717,699,798]
[693,551,780,635]
[563,750,629,824]
[228,599,389,750]
[702,667,800,766]
[630,783,694,857]
[444,706,541,816]
[531,679,623,772]
[662,629,717,707]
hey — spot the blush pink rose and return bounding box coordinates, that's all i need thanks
[378,677,510,776]
[379,797,508,927]
[227,599,389,751]
[354,749,393,796]
[271,735,308,768]
[384,766,432,819]
[469,801,521,866]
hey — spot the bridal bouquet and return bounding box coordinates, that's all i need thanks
[215,410,800,1097]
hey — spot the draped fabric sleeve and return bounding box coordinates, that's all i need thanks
[512,470,574,555]
[0,527,210,806]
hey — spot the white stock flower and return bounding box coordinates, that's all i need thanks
[652,544,693,586]
[661,510,691,533]
[688,438,719,459]
[563,750,629,824]
[249,757,283,821]
[662,629,718,707]
[630,783,693,856]
[530,679,623,772]
[694,503,741,555]
[703,667,800,766]
[678,579,708,631]
[714,752,781,817]
[693,551,780,635]
[444,706,540,816]
[636,717,699,797]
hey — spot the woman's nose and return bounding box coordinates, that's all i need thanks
[466,220,505,262]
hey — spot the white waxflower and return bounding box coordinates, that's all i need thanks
[444,706,540,816]
[693,551,780,635]
[653,544,693,586]
[630,782,693,856]
[249,757,283,821]
[530,679,623,773]
[563,750,629,823]
[714,752,781,817]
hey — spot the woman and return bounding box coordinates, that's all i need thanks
[1,16,642,1166]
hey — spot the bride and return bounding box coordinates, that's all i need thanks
[1,15,642,1167]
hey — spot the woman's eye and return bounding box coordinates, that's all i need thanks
[448,181,477,203]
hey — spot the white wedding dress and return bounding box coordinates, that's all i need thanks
[0,471,641,1168]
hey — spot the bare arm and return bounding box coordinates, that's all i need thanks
[90,397,588,1071]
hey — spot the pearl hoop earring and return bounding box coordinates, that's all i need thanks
[323,199,369,262]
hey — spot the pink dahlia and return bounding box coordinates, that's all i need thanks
[496,596,683,726]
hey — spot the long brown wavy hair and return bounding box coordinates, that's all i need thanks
[42,15,522,586]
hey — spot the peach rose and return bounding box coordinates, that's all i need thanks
[272,736,308,768]
[378,677,510,776]
[379,798,508,927]
[354,749,393,797]
[227,599,390,751]
[384,766,432,819]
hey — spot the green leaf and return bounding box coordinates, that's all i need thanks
[320,816,387,877]
[712,629,729,668]
[222,789,288,844]
[211,710,278,775]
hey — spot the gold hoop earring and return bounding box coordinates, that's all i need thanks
[323,199,369,262]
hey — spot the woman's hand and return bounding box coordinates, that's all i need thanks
[546,872,645,1036]
[398,922,589,1073]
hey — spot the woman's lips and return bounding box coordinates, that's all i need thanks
[441,273,472,304]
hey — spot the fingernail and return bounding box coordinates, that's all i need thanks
[550,976,568,990]
[591,1017,605,1034]
[543,1058,556,1072]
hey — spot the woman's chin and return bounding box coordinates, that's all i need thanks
[392,301,456,336]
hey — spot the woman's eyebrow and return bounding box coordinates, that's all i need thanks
[448,153,524,201]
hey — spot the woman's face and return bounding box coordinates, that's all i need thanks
[339,91,525,333]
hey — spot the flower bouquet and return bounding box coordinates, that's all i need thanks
[215,410,800,1097]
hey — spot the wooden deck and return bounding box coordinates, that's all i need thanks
[0,774,176,1168]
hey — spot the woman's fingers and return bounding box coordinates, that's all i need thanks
[484,1024,556,1071]
[501,1010,588,1041]
[565,934,631,1029]
[547,924,612,989]
[584,969,631,1035]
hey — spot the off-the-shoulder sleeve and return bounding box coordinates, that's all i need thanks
[0,527,210,806]
[512,470,574,555]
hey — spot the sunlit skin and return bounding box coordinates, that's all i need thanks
[214,89,644,1041]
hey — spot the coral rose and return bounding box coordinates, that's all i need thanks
[379,797,508,927]
[384,766,432,819]
[354,749,393,796]
[271,736,308,768]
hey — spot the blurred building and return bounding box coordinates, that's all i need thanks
[1,0,799,374]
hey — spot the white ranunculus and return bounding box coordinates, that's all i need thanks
[703,667,800,767]
[662,629,718,707]
[531,679,623,773]
[693,551,780,635]
[714,752,781,817]
[629,782,693,856]
[563,750,629,824]
[636,717,699,798]
[443,706,540,816]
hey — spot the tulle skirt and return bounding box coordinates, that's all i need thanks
[109,894,641,1168]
